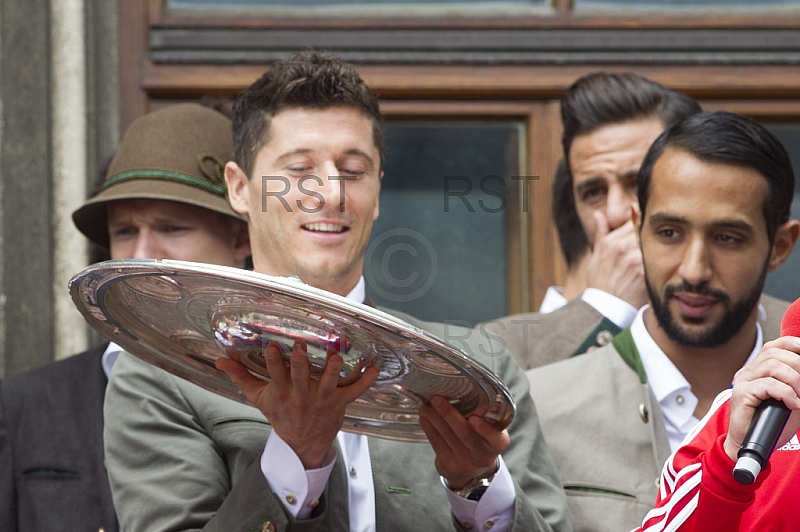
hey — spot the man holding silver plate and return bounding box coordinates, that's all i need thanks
[100,51,570,532]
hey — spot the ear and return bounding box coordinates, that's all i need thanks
[767,219,800,272]
[232,220,252,266]
[631,203,645,250]
[225,161,251,216]
[372,170,382,222]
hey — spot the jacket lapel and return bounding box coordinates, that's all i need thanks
[611,329,671,471]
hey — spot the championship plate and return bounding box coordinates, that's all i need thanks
[69,259,515,442]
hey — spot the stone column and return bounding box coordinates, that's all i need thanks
[0,0,118,377]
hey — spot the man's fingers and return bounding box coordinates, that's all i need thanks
[215,358,266,402]
[739,344,800,393]
[317,351,344,394]
[419,402,459,456]
[419,409,450,455]
[263,340,290,387]
[428,396,490,454]
[758,337,800,361]
[738,362,800,411]
[592,210,610,244]
[467,417,510,453]
[750,378,800,410]
[336,358,365,387]
[338,365,379,403]
[289,340,311,396]
[421,400,460,448]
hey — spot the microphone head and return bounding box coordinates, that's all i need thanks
[781,297,800,337]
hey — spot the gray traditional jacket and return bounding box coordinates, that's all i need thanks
[104,310,572,532]
[478,299,624,371]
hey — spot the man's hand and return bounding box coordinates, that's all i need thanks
[585,211,647,309]
[216,340,378,469]
[724,336,800,462]
[418,396,509,490]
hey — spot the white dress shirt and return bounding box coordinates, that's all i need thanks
[538,285,638,331]
[537,286,567,314]
[101,342,124,378]
[631,304,763,451]
[581,288,638,330]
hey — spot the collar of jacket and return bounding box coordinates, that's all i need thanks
[612,327,647,385]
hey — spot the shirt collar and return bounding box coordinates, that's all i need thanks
[345,275,366,304]
[101,342,125,379]
[538,286,567,314]
[632,303,764,399]
[631,303,764,450]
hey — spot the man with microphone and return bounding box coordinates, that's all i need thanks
[630,113,800,530]
[636,310,800,530]
[527,109,800,532]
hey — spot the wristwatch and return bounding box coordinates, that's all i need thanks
[451,475,494,501]
[447,462,498,501]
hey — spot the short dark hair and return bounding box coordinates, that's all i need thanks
[231,50,384,177]
[638,110,794,244]
[552,158,589,270]
[561,72,701,160]
[555,72,702,250]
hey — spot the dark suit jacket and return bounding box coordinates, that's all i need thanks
[0,344,118,532]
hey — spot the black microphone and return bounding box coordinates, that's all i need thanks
[733,399,791,485]
[732,298,800,485]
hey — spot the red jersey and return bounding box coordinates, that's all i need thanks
[633,389,800,531]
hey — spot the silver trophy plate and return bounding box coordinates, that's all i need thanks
[69,259,515,442]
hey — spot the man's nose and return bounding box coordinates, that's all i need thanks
[678,237,713,286]
[317,162,345,213]
[606,185,635,230]
[130,232,161,260]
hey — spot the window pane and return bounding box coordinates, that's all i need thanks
[366,121,523,325]
[763,123,800,303]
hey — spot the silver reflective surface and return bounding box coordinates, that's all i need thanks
[69,259,515,442]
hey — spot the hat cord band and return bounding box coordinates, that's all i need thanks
[102,170,227,197]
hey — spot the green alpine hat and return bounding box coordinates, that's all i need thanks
[72,103,243,248]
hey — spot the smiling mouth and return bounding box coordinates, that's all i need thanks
[302,222,347,234]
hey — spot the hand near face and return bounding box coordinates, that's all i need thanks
[418,396,509,490]
[216,340,379,469]
[723,336,800,462]
[585,210,648,309]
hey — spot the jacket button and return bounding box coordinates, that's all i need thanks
[596,330,614,346]
[262,521,276,532]
[639,403,649,423]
